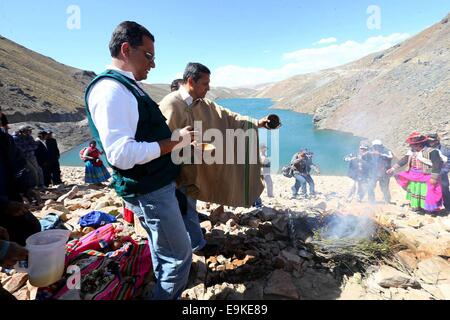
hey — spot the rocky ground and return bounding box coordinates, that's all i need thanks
[1,167,450,300]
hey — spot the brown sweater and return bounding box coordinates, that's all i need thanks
[159,91,264,207]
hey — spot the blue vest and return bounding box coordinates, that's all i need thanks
[85,70,180,197]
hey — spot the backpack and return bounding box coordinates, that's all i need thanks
[282,165,294,178]
[80,147,88,161]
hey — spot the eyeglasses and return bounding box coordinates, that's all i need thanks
[142,50,155,62]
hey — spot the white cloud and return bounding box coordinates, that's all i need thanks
[211,33,410,88]
[315,37,337,45]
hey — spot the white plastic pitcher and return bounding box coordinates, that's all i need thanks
[16,229,70,287]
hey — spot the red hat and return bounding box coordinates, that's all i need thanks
[406,131,428,145]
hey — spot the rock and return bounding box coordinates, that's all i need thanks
[374,265,419,289]
[27,281,39,300]
[395,227,437,250]
[57,186,80,203]
[440,217,450,232]
[98,206,120,216]
[280,250,303,265]
[407,218,423,228]
[417,235,450,257]
[265,233,275,241]
[40,205,71,222]
[298,249,314,260]
[83,191,105,201]
[395,250,419,271]
[244,281,265,300]
[182,283,206,300]
[390,288,432,300]
[13,286,30,300]
[225,219,237,230]
[3,273,28,294]
[200,221,212,232]
[313,201,327,211]
[247,218,261,228]
[216,255,227,264]
[44,199,55,206]
[93,200,111,210]
[64,200,84,211]
[437,284,450,300]
[226,284,246,300]
[260,207,277,221]
[216,265,226,272]
[209,205,224,225]
[212,282,235,300]
[264,270,300,299]
[416,257,450,285]
[258,222,273,236]
[134,216,148,238]
[339,280,367,300]
[420,283,446,300]
[192,254,207,282]
[271,215,288,234]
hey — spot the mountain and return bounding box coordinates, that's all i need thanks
[0,35,254,152]
[257,13,450,155]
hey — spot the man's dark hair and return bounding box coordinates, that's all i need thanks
[109,21,155,58]
[170,79,183,92]
[89,140,97,146]
[183,63,211,83]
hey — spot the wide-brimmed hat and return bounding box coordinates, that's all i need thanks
[359,143,369,150]
[372,139,383,146]
[18,125,32,132]
[406,132,428,145]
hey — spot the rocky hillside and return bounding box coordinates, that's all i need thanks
[258,13,450,155]
[0,35,253,152]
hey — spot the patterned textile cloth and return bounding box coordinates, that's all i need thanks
[395,168,444,212]
[37,224,152,300]
[84,160,110,184]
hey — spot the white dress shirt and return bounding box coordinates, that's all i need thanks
[178,85,194,106]
[87,66,161,170]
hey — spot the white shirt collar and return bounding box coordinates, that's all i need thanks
[179,85,193,106]
[107,65,147,91]
[107,65,137,81]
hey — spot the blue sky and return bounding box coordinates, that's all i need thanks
[0,0,449,87]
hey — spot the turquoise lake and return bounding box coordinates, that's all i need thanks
[60,98,362,175]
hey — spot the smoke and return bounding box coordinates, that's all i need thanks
[321,214,376,240]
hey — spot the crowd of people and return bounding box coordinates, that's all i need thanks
[344,133,450,213]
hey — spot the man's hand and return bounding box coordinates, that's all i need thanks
[1,242,28,269]
[0,227,9,241]
[386,168,395,175]
[176,126,197,149]
[257,116,270,129]
[159,126,198,155]
[5,201,29,217]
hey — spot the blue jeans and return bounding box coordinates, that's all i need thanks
[291,174,315,196]
[178,188,207,252]
[368,175,391,203]
[123,182,195,300]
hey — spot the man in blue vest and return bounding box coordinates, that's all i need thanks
[85,21,197,300]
